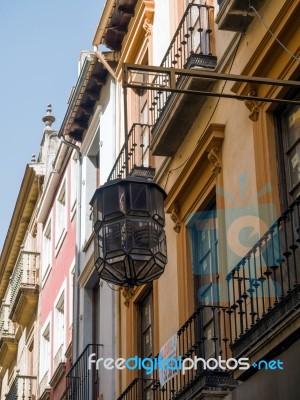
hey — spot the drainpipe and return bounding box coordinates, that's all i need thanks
[58,133,82,361]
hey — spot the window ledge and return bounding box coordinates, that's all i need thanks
[70,200,76,221]
[55,228,68,257]
[41,265,52,288]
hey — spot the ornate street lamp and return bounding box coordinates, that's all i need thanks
[90,176,167,287]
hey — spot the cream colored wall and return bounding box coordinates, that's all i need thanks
[152,0,172,65]
[115,0,300,394]
[156,214,179,348]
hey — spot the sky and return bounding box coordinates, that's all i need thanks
[0,0,105,252]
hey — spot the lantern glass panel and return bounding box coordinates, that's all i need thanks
[151,189,165,226]
[104,223,123,255]
[132,221,161,249]
[131,183,147,209]
[103,185,126,220]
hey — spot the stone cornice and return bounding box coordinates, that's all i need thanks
[116,0,155,77]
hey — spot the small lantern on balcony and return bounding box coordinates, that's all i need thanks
[90,177,167,287]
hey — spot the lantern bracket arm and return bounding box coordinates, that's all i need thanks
[122,63,300,106]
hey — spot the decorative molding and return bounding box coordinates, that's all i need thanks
[49,361,66,389]
[244,89,260,121]
[170,203,182,233]
[143,17,152,37]
[38,388,51,400]
[165,123,225,213]
[207,146,222,176]
[122,286,137,307]
[116,0,155,75]
[32,222,38,237]
[65,340,72,360]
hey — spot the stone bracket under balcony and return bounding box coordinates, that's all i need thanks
[0,337,18,370]
[174,371,237,400]
[9,284,39,327]
[150,55,217,157]
[216,0,266,32]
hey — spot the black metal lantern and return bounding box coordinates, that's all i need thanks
[90,177,167,287]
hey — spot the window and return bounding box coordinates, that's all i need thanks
[278,104,300,205]
[42,220,52,279]
[40,323,51,381]
[185,0,212,55]
[140,103,150,168]
[53,292,65,356]
[188,203,219,307]
[82,128,100,245]
[134,51,150,169]
[188,202,221,362]
[139,290,153,400]
[55,182,67,246]
[69,266,75,331]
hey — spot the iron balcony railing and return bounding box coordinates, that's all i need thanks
[117,305,234,400]
[117,198,300,399]
[107,123,152,181]
[9,251,39,315]
[149,3,216,128]
[5,374,37,400]
[226,196,300,356]
[62,344,103,400]
[0,303,16,339]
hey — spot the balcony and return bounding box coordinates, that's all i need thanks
[107,123,154,181]
[226,196,300,358]
[117,198,300,399]
[62,344,102,400]
[216,0,266,32]
[117,306,236,400]
[149,3,217,157]
[0,303,17,370]
[5,374,37,400]
[9,251,39,327]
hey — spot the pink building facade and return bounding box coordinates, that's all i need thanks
[35,108,76,400]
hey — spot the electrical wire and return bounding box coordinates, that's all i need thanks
[163,10,251,192]
[107,282,122,291]
[249,5,300,64]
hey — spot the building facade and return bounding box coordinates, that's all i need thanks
[35,108,76,400]
[0,0,299,399]
[0,159,42,399]
[89,0,300,399]
[0,106,77,400]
